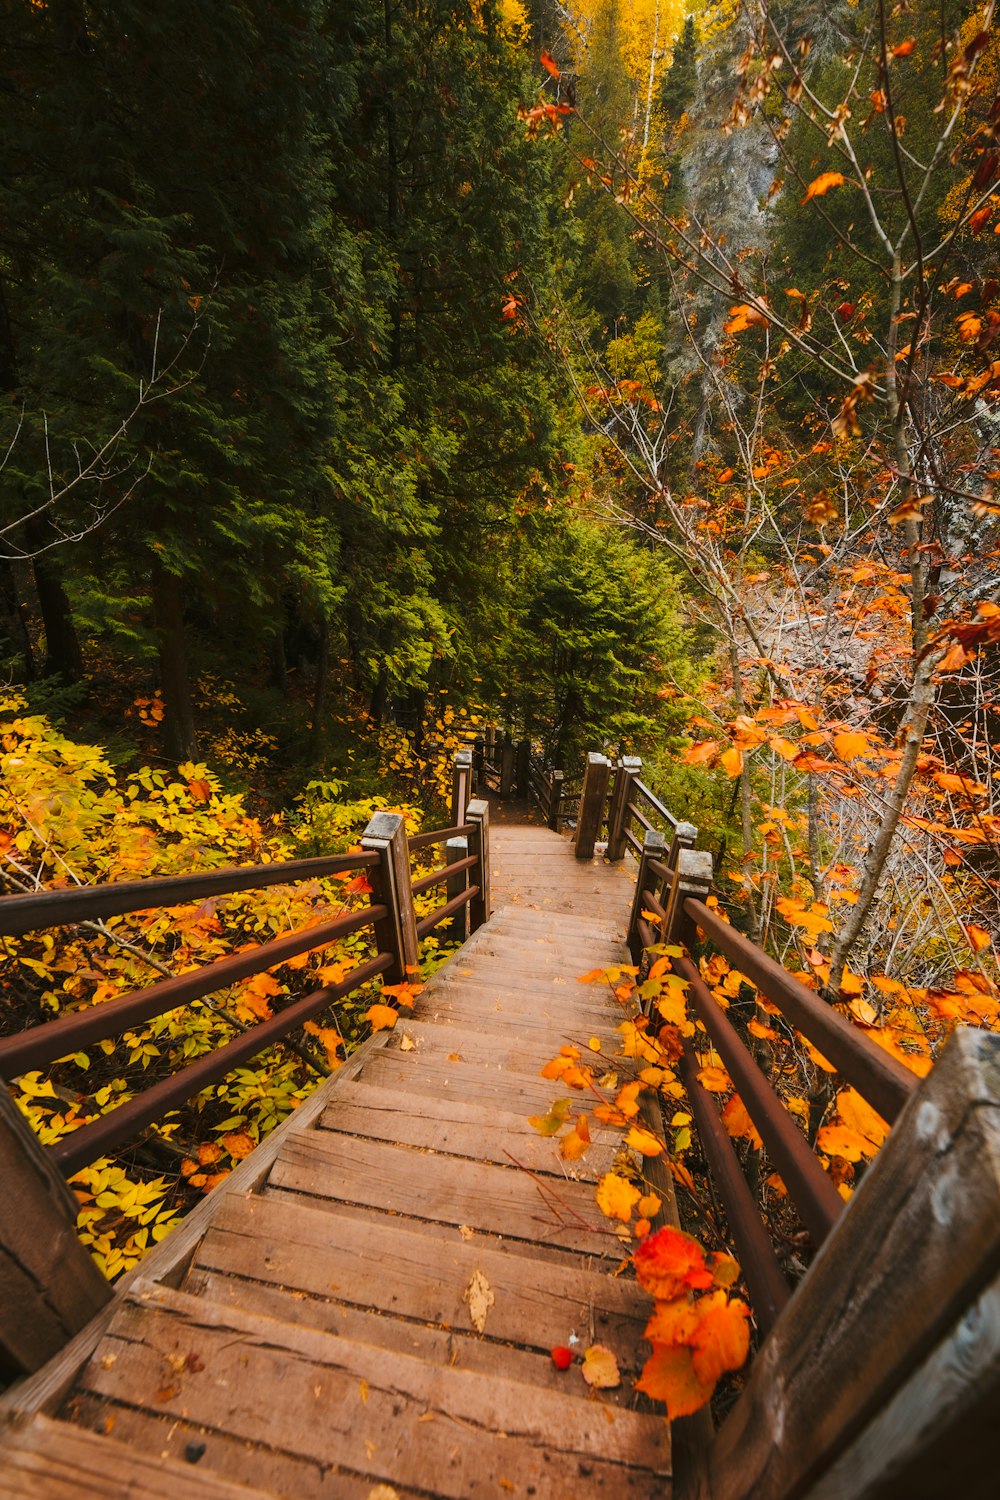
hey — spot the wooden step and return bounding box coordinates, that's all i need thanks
[0,1413,278,1499]
[187,1193,648,1381]
[264,1127,622,1259]
[315,1079,620,1174]
[69,1282,672,1500]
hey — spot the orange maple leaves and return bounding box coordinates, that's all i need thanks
[634,1227,751,1419]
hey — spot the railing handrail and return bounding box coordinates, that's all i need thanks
[0,850,381,938]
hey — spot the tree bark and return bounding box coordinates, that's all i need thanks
[30,552,82,681]
[151,556,199,761]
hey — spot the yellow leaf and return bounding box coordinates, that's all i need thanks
[581,1343,621,1389]
[587,1036,602,1051]
[626,1126,664,1157]
[595,1172,641,1223]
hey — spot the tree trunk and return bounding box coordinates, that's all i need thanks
[0,562,36,682]
[151,557,199,761]
[308,615,329,765]
[30,553,82,681]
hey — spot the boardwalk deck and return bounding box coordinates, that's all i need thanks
[1,823,672,1498]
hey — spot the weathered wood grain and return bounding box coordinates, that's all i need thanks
[0,1089,111,1378]
[191,1192,644,1360]
[802,1269,1000,1500]
[318,1082,620,1173]
[0,1413,278,1499]
[76,1283,671,1500]
[266,1128,622,1258]
[0,1030,392,1420]
[706,1027,1000,1500]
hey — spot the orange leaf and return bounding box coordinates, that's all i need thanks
[540,49,560,78]
[696,1065,731,1093]
[719,747,744,778]
[802,171,845,204]
[636,1343,715,1419]
[721,1094,763,1149]
[222,1131,255,1161]
[633,1225,713,1300]
[689,1293,751,1384]
[891,38,915,57]
[560,1114,591,1161]
[683,740,719,766]
[638,1192,662,1219]
[833,731,869,762]
[963,923,991,953]
[366,1003,398,1031]
[836,1087,888,1151]
[816,1123,867,1162]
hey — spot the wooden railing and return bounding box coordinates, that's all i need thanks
[572,748,1000,1499]
[0,792,491,1379]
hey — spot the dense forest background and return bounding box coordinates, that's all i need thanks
[2,0,998,1275]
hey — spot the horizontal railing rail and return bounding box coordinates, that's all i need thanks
[0,851,381,938]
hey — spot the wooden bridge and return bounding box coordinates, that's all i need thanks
[1,743,998,1499]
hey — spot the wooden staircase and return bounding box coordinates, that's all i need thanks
[2,823,673,1499]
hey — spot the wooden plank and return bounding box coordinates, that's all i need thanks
[318,1085,619,1174]
[0,1089,111,1378]
[190,1269,583,1393]
[267,1129,623,1258]
[706,1027,1000,1500]
[190,1193,647,1368]
[386,1018,619,1073]
[801,1269,1000,1500]
[63,1391,428,1500]
[76,1283,671,1500]
[0,1413,280,1499]
[0,1030,392,1422]
[359,1049,606,1112]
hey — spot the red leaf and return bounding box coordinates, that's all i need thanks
[550,1345,574,1369]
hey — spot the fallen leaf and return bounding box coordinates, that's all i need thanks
[551,1345,574,1370]
[560,1114,591,1161]
[464,1269,495,1334]
[398,1033,416,1051]
[636,1344,714,1418]
[596,1172,642,1222]
[633,1225,713,1300]
[582,1343,621,1389]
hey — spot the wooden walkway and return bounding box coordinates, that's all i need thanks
[1,824,674,1499]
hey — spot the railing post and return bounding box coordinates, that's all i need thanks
[451,748,473,827]
[0,1088,112,1377]
[499,741,516,798]
[444,835,470,942]
[628,829,667,963]
[547,769,564,831]
[361,812,419,983]
[606,755,642,861]
[664,840,711,949]
[574,752,611,860]
[515,739,530,798]
[472,734,485,793]
[465,798,491,931]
